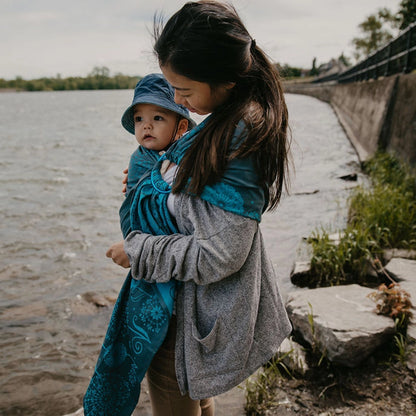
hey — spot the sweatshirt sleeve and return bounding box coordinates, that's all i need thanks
[124,193,258,285]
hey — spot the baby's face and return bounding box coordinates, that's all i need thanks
[133,103,179,151]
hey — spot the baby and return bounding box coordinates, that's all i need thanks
[120,73,195,193]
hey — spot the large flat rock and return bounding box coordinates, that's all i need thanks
[286,284,396,367]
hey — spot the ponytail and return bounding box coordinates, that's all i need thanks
[154,1,291,210]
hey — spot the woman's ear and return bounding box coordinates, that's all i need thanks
[175,118,189,139]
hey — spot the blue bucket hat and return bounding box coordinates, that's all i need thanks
[121,73,195,135]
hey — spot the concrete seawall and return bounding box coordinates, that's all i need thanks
[284,73,416,166]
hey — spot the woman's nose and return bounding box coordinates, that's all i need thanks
[174,90,185,106]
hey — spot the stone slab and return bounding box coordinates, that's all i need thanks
[286,284,396,367]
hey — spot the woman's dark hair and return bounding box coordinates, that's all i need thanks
[154,0,290,210]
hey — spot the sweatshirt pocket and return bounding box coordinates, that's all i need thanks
[191,317,221,353]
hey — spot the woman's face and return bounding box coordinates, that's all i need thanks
[161,65,234,116]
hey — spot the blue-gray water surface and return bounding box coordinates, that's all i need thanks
[0,90,362,415]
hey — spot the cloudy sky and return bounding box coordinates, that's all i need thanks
[2,0,401,80]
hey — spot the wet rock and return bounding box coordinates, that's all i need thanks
[81,291,116,307]
[68,291,117,317]
[339,173,358,181]
[286,284,396,367]
[277,337,309,376]
[293,189,320,195]
[290,239,313,287]
[67,297,97,316]
[290,261,312,287]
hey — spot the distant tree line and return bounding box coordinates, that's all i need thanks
[276,63,303,79]
[0,66,140,91]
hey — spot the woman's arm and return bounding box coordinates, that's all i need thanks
[123,194,258,285]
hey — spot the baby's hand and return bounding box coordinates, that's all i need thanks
[122,168,128,194]
[106,241,130,268]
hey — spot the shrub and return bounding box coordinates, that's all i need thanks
[307,152,416,287]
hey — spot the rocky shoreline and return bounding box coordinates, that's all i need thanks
[258,249,416,415]
[64,251,416,416]
[286,249,416,368]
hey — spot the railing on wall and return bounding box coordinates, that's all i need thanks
[315,21,416,84]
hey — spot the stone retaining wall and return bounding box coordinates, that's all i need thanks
[284,73,416,165]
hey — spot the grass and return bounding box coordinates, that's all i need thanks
[362,152,416,195]
[349,152,416,249]
[307,152,416,288]
[307,226,383,287]
[349,183,416,249]
[245,355,293,415]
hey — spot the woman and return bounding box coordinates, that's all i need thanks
[107,1,292,415]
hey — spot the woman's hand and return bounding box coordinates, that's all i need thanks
[122,168,128,194]
[106,241,130,268]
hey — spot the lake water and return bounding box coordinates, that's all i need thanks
[0,90,362,415]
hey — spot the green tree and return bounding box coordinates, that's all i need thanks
[338,53,352,67]
[276,63,303,78]
[352,8,399,60]
[398,0,416,30]
[309,57,319,76]
[13,76,25,90]
[89,66,110,78]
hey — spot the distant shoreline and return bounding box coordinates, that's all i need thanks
[0,88,137,93]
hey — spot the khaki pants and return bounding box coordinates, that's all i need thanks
[147,316,215,416]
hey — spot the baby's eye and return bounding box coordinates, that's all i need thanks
[134,116,142,122]
[154,115,164,121]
